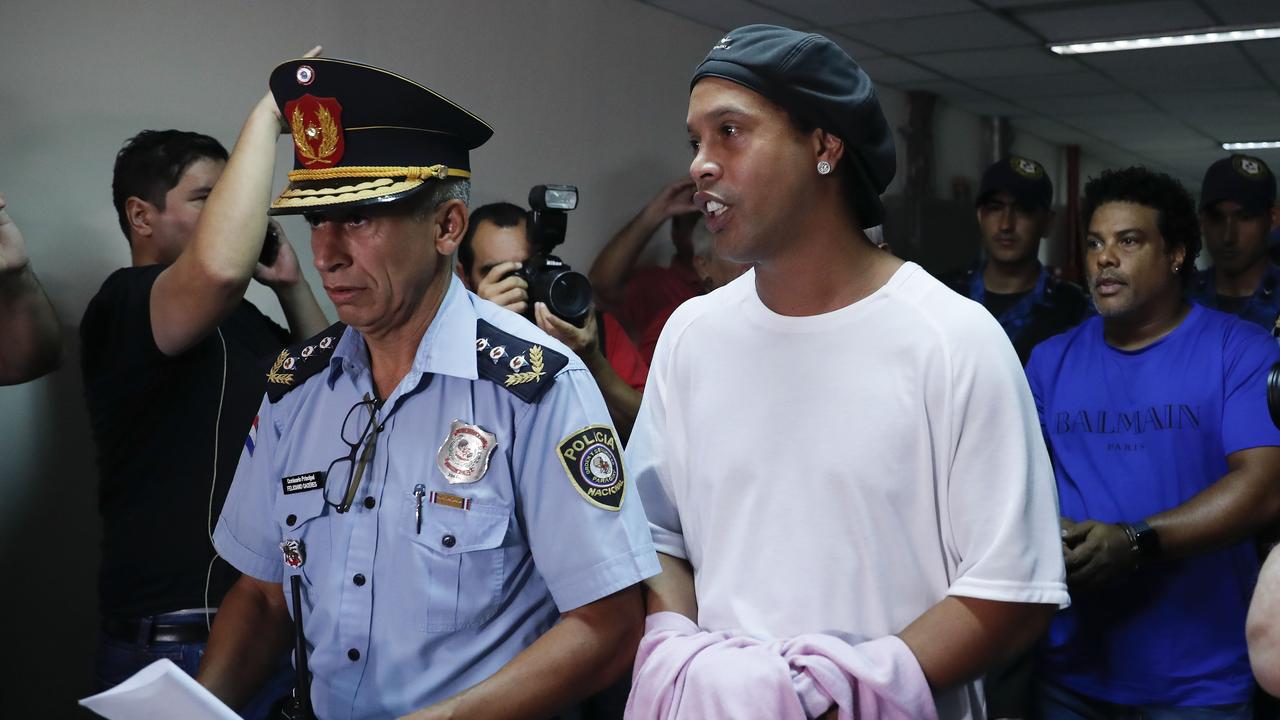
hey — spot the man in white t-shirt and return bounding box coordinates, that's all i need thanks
[626,24,1069,719]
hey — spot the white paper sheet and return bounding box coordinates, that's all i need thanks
[79,658,241,720]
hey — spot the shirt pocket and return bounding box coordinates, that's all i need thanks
[276,489,331,594]
[406,498,510,633]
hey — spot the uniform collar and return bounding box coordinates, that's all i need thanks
[327,274,479,388]
[1196,262,1280,298]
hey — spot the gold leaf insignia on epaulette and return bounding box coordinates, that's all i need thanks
[504,345,545,386]
[266,349,295,386]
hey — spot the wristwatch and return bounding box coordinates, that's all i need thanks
[1121,520,1161,568]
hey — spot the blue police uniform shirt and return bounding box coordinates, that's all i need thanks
[1026,305,1280,706]
[214,275,660,720]
[1190,264,1280,338]
[944,262,1091,366]
[1187,263,1280,340]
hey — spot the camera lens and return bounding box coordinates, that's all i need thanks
[539,269,592,324]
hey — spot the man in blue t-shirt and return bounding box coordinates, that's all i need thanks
[1026,166,1280,718]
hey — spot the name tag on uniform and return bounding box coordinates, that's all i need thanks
[282,471,325,495]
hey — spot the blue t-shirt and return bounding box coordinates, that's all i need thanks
[1026,304,1280,706]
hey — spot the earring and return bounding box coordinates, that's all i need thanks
[1173,264,1182,273]
[817,160,832,175]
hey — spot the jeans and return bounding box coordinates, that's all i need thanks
[1037,680,1253,720]
[97,612,295,720]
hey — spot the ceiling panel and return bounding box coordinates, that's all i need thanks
[912,46,1077,78]
[827,32,883,61]
[1017,93,1153,114]
[986,0,1089,6]
[966,71,1122,98]
[1198,0,1280,25]
[894,79,997,101]
[1104,60,1268,92]
[1078,42,1253,71]
[857,56,942,84]
[641,0,804,33]
[837,11,1037,53]
[1014,1,1214,43]
[753,0,977,26]
[1148,89,1280,113]
[1242,38,1280,61]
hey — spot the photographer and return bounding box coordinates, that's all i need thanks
[80,88,326,714]
[459,201,645,440]
[588,177,702,344]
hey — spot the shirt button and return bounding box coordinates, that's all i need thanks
[348,648,360,661]
[363,496,376,509]
[441,534,456,548]
[353,573,366,586]
[286,514,297,526]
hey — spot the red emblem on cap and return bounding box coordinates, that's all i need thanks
[285,94,345,168]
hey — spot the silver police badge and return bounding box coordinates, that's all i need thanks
[436,420,498,484]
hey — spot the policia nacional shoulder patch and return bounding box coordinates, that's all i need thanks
[558,425,625,511]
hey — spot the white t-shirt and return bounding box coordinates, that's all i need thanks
[627,262,1069,719]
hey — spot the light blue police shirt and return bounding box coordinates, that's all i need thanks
[214,276,660,720]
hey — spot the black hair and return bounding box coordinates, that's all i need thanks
[460,202,526,275]
[1081,166,1200,286]
[111,130,228,242]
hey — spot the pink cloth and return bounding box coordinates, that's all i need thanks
[625,612,938,720]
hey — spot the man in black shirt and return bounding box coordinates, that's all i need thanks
[944,155,1090,365]
[81,91,328,717]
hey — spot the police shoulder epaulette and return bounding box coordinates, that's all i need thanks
[475,318,569,404]
[266,321,347,403]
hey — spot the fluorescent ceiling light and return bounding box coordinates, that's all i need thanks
[1049,25,1280,55]
[1222,141,1280,151]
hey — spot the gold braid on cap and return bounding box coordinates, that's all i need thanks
[287,164,471,182]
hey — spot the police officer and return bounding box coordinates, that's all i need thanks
[1191,154,1280,335]
[197,57,659,720]
[944,155,1090,365]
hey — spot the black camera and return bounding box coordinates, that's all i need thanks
[512,184,593,326]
